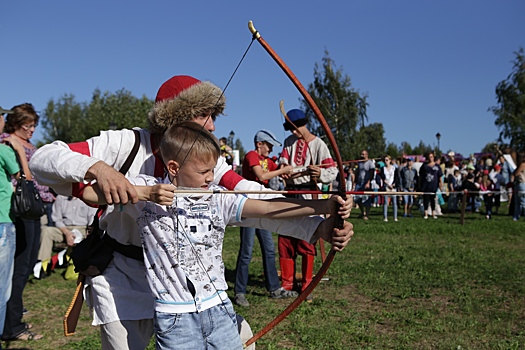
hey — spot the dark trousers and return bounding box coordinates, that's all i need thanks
[2,217,41,339]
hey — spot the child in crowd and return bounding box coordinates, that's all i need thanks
[82,122,350,350]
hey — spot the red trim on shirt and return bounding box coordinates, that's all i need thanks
[219,170,244,190]
[68,142,91,197]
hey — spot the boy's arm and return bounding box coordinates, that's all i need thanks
[242,196,346,220]
[251,164,293,181]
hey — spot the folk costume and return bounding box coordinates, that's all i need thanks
[278,109,337,295]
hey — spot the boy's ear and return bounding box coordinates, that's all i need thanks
[166,160,180,177]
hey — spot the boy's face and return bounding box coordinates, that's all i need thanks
[291,125,307,139]
[175,156,216,189]
[257,141,273,157]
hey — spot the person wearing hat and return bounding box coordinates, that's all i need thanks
[29,76,355,349]
[278,109,338,301]
[233,130,297,307]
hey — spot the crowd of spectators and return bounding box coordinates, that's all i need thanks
[343,150,525,221]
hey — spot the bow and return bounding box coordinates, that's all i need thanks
[244,20,347,347]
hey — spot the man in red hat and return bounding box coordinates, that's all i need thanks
[29,76,354,350]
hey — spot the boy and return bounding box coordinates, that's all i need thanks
[234,130,295,307]
[83,122,350,350]
[279,109,338,300]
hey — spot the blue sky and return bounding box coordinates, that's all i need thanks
[2,1,523,158]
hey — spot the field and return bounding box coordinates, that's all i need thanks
[2,206,524,349]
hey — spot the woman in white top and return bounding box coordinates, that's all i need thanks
[380,155,400,222]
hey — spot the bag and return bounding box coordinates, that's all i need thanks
[11,174,45,220]
[70,214,114,276]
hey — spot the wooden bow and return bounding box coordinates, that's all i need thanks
[244,20,347,347]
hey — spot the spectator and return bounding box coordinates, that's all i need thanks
[379,155,400,222]
[233,130,295,307]
[400,158,418,217]
[353,150,375,220]
[480,170,495,219]
[0,109,29,344]
[219,137,234,166]
[0,103,44,341]
[491,165,505,214]
[447,169,460,213]
[512,152,525,221]
[37,195,97,274]
[418,151,443,219]
[461,173,480,213]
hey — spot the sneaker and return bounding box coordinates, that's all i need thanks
[234,294,250,307]
[433,215,438,219]
[424,216,428,219]
[403,214,407,218]
[270,287,298,299]
[363,216,369,221]
[394,218,398,222]
[384,218,388,222]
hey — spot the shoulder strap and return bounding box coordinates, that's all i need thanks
[119,130,140,175]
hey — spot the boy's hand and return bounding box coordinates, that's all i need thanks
[147,184,175,206]
[311,218,354,252]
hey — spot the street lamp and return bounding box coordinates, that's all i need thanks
[435,132,441,154]
[228,130,235,147]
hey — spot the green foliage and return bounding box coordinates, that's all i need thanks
[355,122,386,159]
[491,47,525,153]
[302,50,376,161]
[40,88,153,144]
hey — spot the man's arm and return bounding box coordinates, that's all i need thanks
[29,129,140,204]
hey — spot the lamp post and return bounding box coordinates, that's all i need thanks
[435,132,441,155]
[228,130,235,148]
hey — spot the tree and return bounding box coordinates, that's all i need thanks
[40,89,153,144]
[490,48,525,152]
[40,94,85,144]
[385,142,400,159]
[354,123,386,159]
[301,50,374,161]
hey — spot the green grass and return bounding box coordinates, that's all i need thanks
[3,206,525,349]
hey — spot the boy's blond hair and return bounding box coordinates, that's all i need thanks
[159,121,220,165]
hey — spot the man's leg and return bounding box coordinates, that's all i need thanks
[234,227,255,306]
[37,226,63,262]
[278,236,296,291]
[256,229,280,293]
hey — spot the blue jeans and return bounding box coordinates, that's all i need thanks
[514,182,525,220]
[234,227,280,294]
[383,192,398,219]
[154,299,242,350]
[3,217,40,339]
[0,223,16,341]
